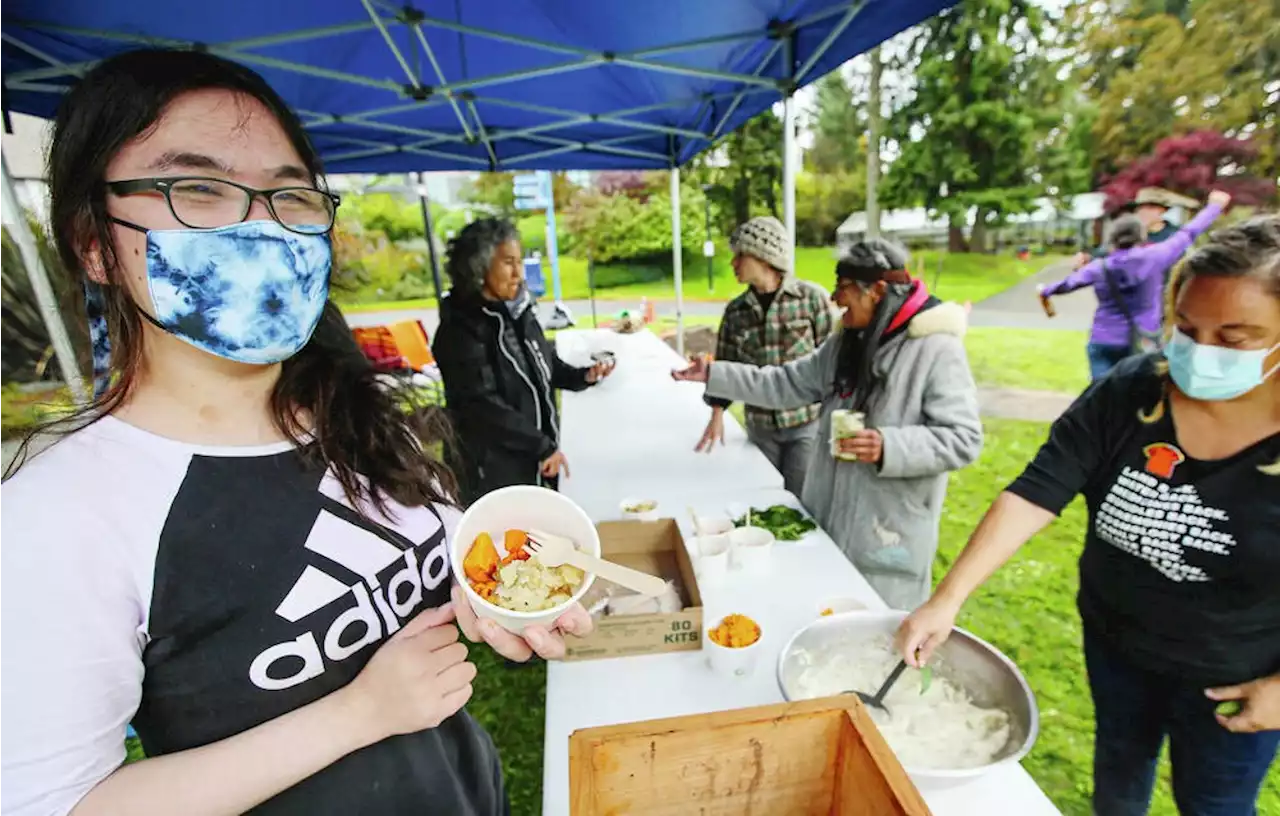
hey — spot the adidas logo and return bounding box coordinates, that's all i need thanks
[248,474,451,691]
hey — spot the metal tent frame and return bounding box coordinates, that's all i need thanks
[1,0,957,396]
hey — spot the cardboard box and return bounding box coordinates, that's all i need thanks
[563,519,703,661]
[569,695,932,815]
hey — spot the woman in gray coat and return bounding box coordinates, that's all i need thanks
[673,240,982,609]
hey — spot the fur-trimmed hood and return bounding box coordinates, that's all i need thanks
[906,300,968,339]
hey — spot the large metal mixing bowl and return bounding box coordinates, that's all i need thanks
[777,610,1039,783]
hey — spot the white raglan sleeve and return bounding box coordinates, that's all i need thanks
[1,461,148,816]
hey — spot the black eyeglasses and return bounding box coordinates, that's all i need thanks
[106,176,341,235]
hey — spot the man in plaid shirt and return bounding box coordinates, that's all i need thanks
[698,216,835,495]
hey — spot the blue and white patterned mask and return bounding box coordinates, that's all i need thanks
[90,220,330,390]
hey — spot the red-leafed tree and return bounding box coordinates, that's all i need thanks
[594,170,656,200]
[1101,130,1277,214]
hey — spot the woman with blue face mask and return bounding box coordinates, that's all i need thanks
[0,50,588,816]
[896,216,1280,816]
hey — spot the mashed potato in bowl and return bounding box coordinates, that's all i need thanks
[463,529,585,613]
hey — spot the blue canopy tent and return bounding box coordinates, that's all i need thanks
[1,0,957,398]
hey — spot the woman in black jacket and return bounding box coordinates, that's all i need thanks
[432,218,613,505]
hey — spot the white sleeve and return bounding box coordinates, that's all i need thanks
[2,465,148,816]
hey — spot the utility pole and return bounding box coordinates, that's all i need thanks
[865,45,883,241]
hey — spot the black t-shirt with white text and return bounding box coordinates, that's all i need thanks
[1008,356,1280,686]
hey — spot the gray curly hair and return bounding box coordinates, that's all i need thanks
[446,217,520,296]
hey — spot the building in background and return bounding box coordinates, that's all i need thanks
[836,193,1107,253]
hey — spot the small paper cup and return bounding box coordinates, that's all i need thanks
[706,616,763,678]
[729,526,775,574]
[693,514,734,536]
[452,486,600,634]
[817,596,867,617]
[620,498,660,521]
[690,534,731,582]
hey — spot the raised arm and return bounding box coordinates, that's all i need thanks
[1040,258,1104,298]
[1135,199,1226,274]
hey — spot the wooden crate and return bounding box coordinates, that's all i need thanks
[569,695,932,816]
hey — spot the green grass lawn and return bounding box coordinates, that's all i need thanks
[339,248,1071,314]
[964,327,1090,395]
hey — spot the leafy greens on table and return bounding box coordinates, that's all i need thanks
[732,504,817,542]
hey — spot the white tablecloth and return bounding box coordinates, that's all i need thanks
[543,329,1061,816]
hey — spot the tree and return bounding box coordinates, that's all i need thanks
[690,110,784,237]
[806,70,866,175]
[1,218,90,383]
[460,171,580,216]
[1066,0,1280,180]
[1101,130,1277,213]
[796,170,866,246]
[883,0,1057,251]
[563,181,707,265]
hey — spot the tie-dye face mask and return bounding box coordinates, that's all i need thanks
[118,219,331,366]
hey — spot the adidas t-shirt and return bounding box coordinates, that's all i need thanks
[1007,356,1280,687]
[0,417,505,815]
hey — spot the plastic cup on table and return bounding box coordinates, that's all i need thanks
[729,526,774,574]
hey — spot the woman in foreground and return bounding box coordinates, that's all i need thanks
[674,239,982,610]
[900,216,1280,815]
[0,49,587,816]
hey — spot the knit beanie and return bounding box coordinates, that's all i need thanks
[730,216,791,275]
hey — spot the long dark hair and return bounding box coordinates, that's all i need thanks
[7,49,457,510]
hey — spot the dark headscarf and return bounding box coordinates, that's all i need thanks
[832,238,916,408]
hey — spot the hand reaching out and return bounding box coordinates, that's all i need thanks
[672,355,711,383]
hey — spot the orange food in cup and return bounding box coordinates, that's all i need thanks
[464,533,500,585]
[708,614,761,648]
[820,607,835,617]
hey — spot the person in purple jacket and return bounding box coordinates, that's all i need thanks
[1040,190,1231,380]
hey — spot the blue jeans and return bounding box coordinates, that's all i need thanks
[1085,630,1280,816]
[1087,342,1131,381]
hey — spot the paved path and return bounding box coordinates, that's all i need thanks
[977,387,1075,423]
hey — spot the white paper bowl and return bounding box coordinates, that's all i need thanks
[729,525,775,574]
[452,486,600,634]
[706,615,764,678]
[693,514,735,536]
[619,497,660,521]
[690,533,731,582]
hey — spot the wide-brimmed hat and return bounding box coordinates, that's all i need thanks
[1134,187,1201,210]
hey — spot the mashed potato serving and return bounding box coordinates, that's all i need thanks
[463,529,585,612]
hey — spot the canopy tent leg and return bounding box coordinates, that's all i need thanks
[414,172,445,301]
[670,167,684,358]
[1,153,89,403]
[782,94,796,254]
